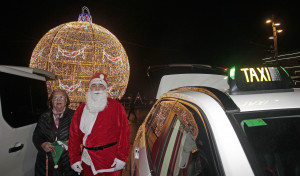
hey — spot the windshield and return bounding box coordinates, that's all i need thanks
[232,109,300,176]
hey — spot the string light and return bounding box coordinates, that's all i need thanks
[29,6,130,109]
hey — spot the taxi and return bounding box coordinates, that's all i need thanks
[131,64,300,176]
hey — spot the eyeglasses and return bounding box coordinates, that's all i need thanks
[53,96,65,101]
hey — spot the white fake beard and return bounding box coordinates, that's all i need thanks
[86,90,108,113]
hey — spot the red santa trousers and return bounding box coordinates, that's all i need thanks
[82,162,122,176]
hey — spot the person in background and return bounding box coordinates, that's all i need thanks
[127,96,137,121]
[33,89,76,176]
[68,73,130,176]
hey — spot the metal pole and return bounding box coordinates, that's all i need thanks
[272,22,278,65]
[271,15,279,65]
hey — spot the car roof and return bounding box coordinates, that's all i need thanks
[229,88,300,112]
[0,65,56,81]
[167,87,300,113]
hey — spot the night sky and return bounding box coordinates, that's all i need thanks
[2,0,300,98]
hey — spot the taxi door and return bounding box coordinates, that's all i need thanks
[137,98,223,176]
[132,99,177,176]
[152,100,223,176]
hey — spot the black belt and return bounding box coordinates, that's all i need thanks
[83,142,117,151]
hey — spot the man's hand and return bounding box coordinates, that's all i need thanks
[111,158,126,171]
[71,161,83,174]
[41,142,54,152]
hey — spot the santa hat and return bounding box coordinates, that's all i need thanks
[89,73,108,88]
[51,140,68,169]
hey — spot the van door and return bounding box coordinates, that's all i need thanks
[0,72,48,176]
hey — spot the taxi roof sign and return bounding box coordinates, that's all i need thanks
[229,66,294,94]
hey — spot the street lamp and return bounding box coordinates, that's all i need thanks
[266,16,283,65]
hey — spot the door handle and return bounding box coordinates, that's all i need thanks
[9,144,24,153]
[134,147,139,159]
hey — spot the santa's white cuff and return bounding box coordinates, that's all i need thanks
[71,161,83,173]
[111,158,126,171]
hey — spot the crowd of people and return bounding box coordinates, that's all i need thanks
[32,73,130,176]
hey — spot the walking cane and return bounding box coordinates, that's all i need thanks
[46,149,56,176]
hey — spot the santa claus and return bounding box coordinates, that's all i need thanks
[68,73,130,176]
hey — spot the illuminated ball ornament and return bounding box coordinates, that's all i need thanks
[29,6,130,109]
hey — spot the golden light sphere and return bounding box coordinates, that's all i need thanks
[29,8,130,109]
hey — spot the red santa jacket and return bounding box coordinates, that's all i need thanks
[68,98,130,170]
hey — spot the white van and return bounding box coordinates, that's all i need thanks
[131,64,300,176]
[0,66,55,176]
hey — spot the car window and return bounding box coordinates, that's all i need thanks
[233,110,300,176]
[168,102,221,176]
[147,100,222,176]
[184,104,222,176]
[146,100,176,151]
[159,117,197,176]
[166,102,199,176]
[0,72,48,128]
[146,100,175,138]
[146,100,176,172]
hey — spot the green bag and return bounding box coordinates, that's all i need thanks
[51,141,68,168]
